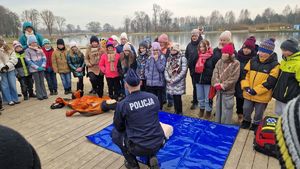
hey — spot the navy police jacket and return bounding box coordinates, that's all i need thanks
[113,91,165,149]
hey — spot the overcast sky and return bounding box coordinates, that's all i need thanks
[1,0,299,29]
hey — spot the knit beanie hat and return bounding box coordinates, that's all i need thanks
[125,68,140,87]
[120,32,128,40]
[221,43,235,56]
[90,35,99,44]
[69,41,77,48]
[111,35,120,44]
[0,125,41,169]
[123,43,131,51]
[243,36,256,51]
[139,41,148,49]
[258,38,275,55]
[171,43,180,52]
[56,39,65,46]
[42,39,51,46]
[276,96,300,169]
[280,38,299,53]
[106,41,114,48]
[13,40,22,49]
[152,42,161,51]
[27,35,37,45]
[158,33,169,43]
[219,30,232,41]
[191,29,200,37]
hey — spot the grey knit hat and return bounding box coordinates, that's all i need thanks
[280,38,299,53]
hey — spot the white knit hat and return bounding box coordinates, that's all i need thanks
[171,43,180,52]
[69,41,77,48]
[219,30,232,41]
[120,32,128,40]
[111,35,120,43]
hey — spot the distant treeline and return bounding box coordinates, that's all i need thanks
[0,4,300,37]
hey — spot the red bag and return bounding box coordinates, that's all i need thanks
[208,86,216,99]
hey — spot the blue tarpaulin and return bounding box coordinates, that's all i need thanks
[86,112,239,169]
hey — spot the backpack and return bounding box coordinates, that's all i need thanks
[253,115,278,157]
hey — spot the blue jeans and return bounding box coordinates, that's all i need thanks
[45,71,57,92]
[60,73,71,90]
[196,84,212,111]
[1,71,18,103]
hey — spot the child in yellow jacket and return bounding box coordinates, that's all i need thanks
[240,38,280,131]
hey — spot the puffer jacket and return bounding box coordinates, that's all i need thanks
[211,58,240,95]
[194,47,220,85]
[67,50,85,77]
[15,51,30,77]
[51,49,70,73]
[19,22,43,49]
[164,53,187,95]
[0,48,18,72]
[136,52,149,80]
[25,47,46,73]
[85,45,104,75]
[145,55,166,87]
[241,53,280,103]
[273,51,300,103]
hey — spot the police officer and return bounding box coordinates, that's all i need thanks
[112,69,164,169]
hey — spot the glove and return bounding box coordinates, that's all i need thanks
[214,83,223,91]
[245,87,257,96]
[76,67,82,72]
[1,65,9,72]
[37,67,45,71]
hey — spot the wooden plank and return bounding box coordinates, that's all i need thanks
[267,157,281,169]
[252,152,269,169]
[237,130,256,169]
[224,129,249,169]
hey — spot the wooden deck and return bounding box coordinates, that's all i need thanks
[0,85,281,169]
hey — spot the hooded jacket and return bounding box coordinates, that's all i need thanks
[273,51,300,103]
[19,22,44,49]
[241,53,280,103]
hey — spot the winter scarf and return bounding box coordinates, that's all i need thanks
[107,50,116,71]
[167,52,182,76]
[195,48,213,73]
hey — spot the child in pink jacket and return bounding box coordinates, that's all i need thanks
[99,41,121,100]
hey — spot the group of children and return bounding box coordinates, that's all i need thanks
[0,21,299,130]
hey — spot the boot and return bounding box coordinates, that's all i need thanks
[240,120,251,129]
[68,88,72,94]
[24,95,29,101]
[53,90,58,95]
[50,90,55,95]
[204,111,212,120]
[64,89,68,95]
[250,123,259,132]
[199,109,205,118]
[149,156,159,169]
[29,93,36,98]
[190,103,197,110]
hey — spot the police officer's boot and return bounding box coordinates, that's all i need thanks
[149,156,159,169]
[124,159,140,169]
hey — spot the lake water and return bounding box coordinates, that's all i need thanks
[64,32,300,61]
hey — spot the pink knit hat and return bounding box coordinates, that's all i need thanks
[158,34,169,43]
[221,43,235,56]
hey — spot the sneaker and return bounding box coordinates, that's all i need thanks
[240,120,251,129]
[8,101,15,106]
[50,91,55,95]
[199,109,205,118]
[37,98,44,100]
[53,90,58,95]
[14,101,21,104]
[43,96,48,99]
[18,94,22,97]
[190,104,197,110]
[149,156,159,169]
[204,111,212,120]
[64,90,68,95]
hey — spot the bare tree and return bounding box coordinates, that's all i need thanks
[40,10,55,37]
[0,5,20,37]
[103,23,114,32]
[66,24,75,33]
[159,9,173,32]
[55,16,66,36]
[209,10,224,30]
[86,21,101,33]
[225,11,235,29]
[152,4,162,32]
[21,9,40,30]
[124,17,131,33]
